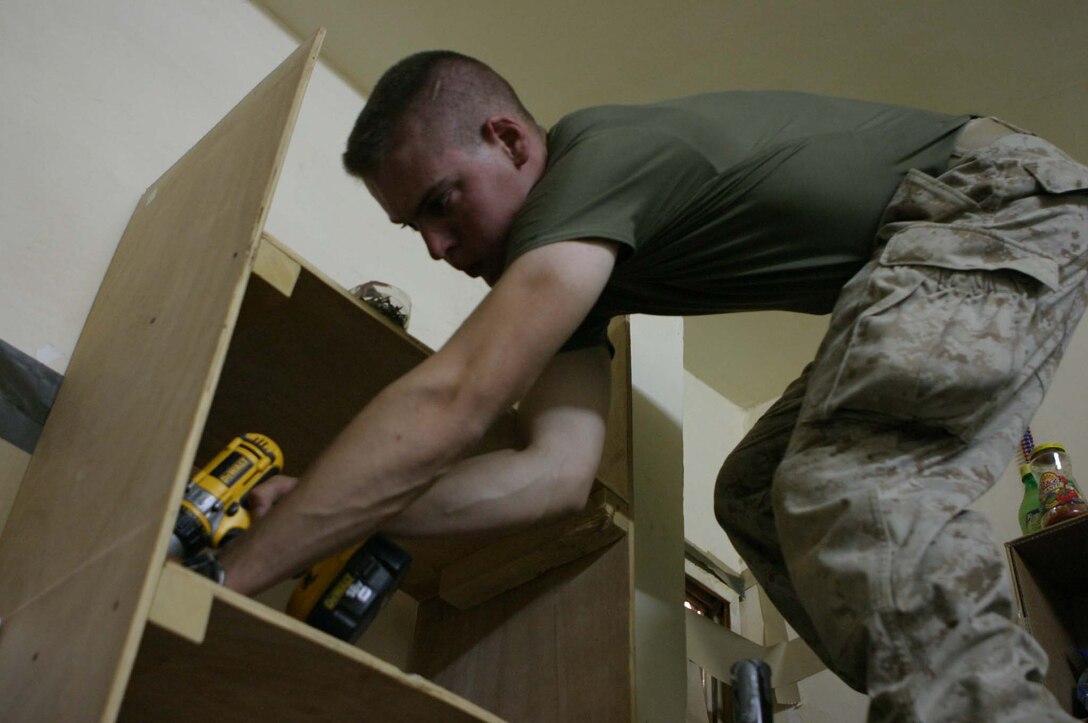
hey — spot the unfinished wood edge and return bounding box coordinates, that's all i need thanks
[612,506,632,533]
[253,236,302,297]
[438,488,628,609]
[148,562,213,644]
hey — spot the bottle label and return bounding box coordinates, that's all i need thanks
[1024,507,1043,533]
[1038,470,1085,509]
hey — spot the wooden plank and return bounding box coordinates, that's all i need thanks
[411,539,631,723]
[0,436,30,537]
[252,235,302,297]
[120,565,501,723]
[0,33,325,723]
[147,562,213,645]
[0,537,152,720]
[438,485,628,609]
[598,317,632,504]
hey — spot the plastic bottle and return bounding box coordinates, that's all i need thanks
[1029,443,1088,528]
[1017,464,1044,535]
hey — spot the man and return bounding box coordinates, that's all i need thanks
[218,51,1088,721]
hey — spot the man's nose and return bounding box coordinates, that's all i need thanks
[421,226,455,261]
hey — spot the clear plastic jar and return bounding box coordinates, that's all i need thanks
[1029,443,1088,528]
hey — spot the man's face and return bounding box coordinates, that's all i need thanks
[364,121,532,286]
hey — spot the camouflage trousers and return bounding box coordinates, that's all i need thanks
[715,124,1088,722]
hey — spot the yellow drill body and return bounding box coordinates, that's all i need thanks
[169,433,283,559]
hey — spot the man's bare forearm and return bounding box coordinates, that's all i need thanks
[382,447,588,542]
[217,363,490,595]
[382,346,610,542]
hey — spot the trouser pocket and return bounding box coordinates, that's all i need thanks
[817,170,1060,441]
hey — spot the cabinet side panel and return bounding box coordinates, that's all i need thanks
[411,539,632,722]
[598,317,632,504]
[0,34,323,722]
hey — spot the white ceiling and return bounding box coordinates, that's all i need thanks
[253,0,1087,407]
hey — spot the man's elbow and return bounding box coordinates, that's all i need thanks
[549,464,598,518]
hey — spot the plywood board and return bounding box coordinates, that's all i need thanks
[411,539,632,722]
[0,436,30,536]
[121,565,501,723]
[1006,518,1088,713]
[598,317,632,503]
[0,33,324,722]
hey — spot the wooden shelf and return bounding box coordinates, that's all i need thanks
[119,564,502,722]
[1007,515,1088,715]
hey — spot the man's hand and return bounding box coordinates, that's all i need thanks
[245,475,300,519]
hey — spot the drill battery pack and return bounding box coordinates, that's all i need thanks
[287,534,411,644]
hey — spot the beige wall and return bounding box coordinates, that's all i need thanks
[0,0,488,380]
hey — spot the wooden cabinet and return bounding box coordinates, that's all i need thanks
[1007,515,1088,716]
[0,33,633,722]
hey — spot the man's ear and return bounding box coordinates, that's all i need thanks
[483,116,531,168]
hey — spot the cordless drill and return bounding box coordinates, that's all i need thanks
[167,433,284,560]
[287,534,411,643]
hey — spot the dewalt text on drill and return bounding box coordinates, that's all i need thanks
[168,433,284,560]
[287,534,411,643]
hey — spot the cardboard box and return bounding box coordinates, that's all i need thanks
[1006,514,1088,715]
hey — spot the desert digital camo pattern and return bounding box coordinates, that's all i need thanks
[716,128,1088,722]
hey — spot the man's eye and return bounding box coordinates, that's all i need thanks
[428,191,452,216]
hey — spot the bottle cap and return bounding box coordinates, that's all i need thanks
[1030,443,1066,461]
[1019,464,1033,477]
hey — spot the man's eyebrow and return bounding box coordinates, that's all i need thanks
[411,178,449,220]
[389,177,449,227]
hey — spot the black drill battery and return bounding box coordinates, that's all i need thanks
[287,534,411,644]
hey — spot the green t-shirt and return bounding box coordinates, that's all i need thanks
[504,90,970,350]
